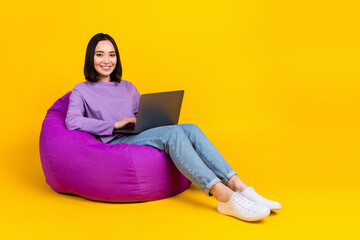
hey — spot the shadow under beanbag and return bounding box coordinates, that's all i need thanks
[39,92,191,202]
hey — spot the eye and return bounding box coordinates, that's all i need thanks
[96,54,102,57]
[111,54,116,57]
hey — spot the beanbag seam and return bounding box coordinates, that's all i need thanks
[125,144,144,199]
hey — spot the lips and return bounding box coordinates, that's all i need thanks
[101,66,111,70]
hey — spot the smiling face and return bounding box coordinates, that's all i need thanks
[94,40,117,82]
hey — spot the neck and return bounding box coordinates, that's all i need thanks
[98,75,111,82]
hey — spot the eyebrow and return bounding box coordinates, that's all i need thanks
[95,50,116,53]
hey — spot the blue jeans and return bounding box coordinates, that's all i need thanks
[108,124,237,196]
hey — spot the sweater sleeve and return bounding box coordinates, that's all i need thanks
[133,85,141,115]
[65,89,115,136]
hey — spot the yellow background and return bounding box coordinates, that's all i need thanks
[1,0,359,239]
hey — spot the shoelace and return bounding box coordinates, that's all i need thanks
[232,192,256,213]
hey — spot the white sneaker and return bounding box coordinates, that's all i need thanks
[217,192,270,221]
[238,186,282,210]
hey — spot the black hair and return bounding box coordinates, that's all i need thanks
[84,33,122,83]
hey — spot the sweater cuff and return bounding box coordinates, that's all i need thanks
[104,121,116,136]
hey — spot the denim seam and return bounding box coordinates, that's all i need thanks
[167,129,215,192]
[187,134,232,182]
[197,147,230,181]
[168,144,208,191]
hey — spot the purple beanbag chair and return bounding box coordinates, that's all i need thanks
[39,92,191,202]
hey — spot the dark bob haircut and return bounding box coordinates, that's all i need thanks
[84,33,122,83]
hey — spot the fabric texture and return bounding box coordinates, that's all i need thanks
[39,92,191,202]
[65,80,141,143]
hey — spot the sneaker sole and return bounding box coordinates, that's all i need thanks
[217,206,270,221]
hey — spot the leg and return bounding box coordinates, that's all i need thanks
[178,124,240,188]
[209,182,233,202]
[109,125,222,196]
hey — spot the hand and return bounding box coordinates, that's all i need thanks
[114,117,137,129]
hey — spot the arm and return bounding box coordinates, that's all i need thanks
[65,89,115,136]
[133,85,141,116]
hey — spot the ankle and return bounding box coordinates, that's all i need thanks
[216,191,233,202]
[210,183,234,202]
[226,176,249,192]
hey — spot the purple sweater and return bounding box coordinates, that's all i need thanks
[65,80,141,143]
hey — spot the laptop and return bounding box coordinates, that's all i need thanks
[113,90,184,134]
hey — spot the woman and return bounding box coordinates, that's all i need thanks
[66,33,281,222]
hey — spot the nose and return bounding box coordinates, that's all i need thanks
[103,55,110,64]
